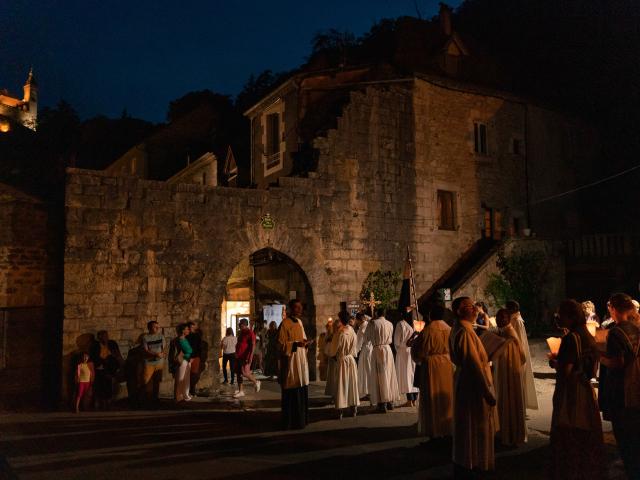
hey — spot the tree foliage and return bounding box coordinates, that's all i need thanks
[360,270,401,314]
[484,247,550,333]
[167,90,234,124]
[235,70,293,113]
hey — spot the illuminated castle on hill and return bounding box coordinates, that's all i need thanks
[0,68,38,132]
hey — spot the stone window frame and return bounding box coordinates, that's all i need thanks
[261,98,286,178]
[434,185,460,232]
[473,120,489,156]
[510,135,525,156]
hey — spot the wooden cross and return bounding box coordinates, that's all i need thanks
[363,291,381,317]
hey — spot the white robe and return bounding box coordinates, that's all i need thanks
[328,325,360,409]
[278,317,310,390]
[394,320,418,395]
[324,333,338,398]
[356,320,373,397]
[512,313,538,410]
[365,316,400,405]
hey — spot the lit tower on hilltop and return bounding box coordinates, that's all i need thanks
[21,68,38,130]
[0,67,38,132]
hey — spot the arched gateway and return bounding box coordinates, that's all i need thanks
[196,215,333,389]
[62,169,338,399]
[222,248,316,380]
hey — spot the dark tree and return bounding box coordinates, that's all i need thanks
[74,115,156,171]
[167,90,234,123]
[235,70,294,113]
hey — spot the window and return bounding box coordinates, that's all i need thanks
[266,113,280,155]
[483,207,492,238]
[201,172,207,185]
[437,190,456,230]
[474,122,488,155]
[260,99,285,176]
[512,138,522,155]
[265,112,281,169]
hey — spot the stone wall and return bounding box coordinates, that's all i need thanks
[63,171,336,396]
[0,186,49,308]
[63,77,589,398]
[0,183,62,408]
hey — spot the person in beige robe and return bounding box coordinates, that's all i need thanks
[278,299,311,430]
[327,311,360,417]
[494,309,528,447]
[449,297,497,477]
[411,304,453,439]
[506,300,538,410]
[317,319,333,381]
[324,321,339,400]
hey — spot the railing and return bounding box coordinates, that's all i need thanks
[265,152,282,170]
[566,234,640,258]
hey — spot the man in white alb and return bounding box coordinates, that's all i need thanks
[356,312,372,399]
[364,308,400,412]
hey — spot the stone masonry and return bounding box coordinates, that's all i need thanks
[63,77,593,396]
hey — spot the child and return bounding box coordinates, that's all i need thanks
[75,352,94,413]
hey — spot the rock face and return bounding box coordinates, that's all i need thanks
[63,79,592,397]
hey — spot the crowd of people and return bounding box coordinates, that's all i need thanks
[71,292,640,479]
[73,320,205,411]
[307,293,640,480]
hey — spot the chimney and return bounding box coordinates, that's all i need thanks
[439,3,453,36]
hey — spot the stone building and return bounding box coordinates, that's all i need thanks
[62,70,596,395]
[0,8,599,404]
[0,68,38,132]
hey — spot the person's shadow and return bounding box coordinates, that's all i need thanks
[124,339,145,409]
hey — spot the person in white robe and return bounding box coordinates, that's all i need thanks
[365,308,400,411]
[494,308,527,447]
[356,313,372,399]
[327,311,360,417]
[506,300,538,410]
[278,299,311,430]
[324,321,339,401]
[394,312,419,407]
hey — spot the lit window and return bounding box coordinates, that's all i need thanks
[474,122,488,155]
[437,190,456,231]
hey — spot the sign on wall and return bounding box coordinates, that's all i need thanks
[261,213,275,230]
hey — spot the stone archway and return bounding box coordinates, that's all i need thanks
[220,247,317,380]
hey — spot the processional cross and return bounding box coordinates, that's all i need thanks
[364,291,382,317]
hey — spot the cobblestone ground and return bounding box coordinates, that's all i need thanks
[0,340,628,480]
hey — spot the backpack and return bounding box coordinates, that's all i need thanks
[618,328,640,408]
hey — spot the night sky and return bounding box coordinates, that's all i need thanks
[1,0,463,122]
